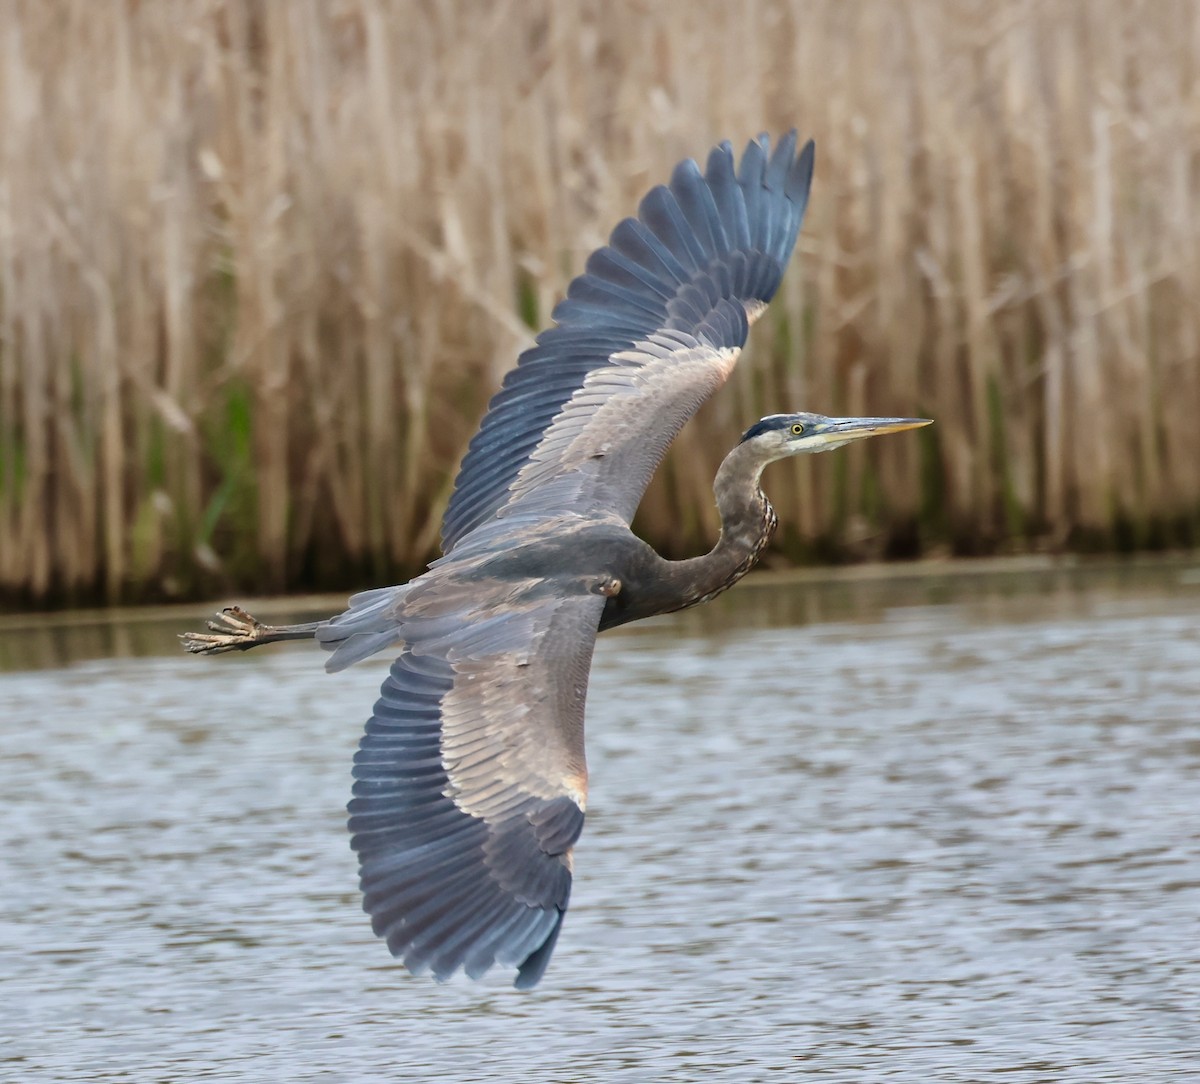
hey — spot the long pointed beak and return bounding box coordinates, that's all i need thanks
[820,416,933,442]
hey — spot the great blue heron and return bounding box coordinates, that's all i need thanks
[183,133,930,988]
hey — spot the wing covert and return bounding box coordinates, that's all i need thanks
[440,133,814,552]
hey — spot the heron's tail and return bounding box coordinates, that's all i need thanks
[318,585,408,672]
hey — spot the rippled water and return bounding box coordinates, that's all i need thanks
[2,559,1199,1081]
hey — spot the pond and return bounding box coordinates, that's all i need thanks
[2,557,1198,1081]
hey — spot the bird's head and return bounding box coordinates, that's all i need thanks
[739,412,933,461]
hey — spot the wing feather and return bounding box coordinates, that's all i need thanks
[440,133,815,553]
[705,141,751,249]
[737,135,769,250]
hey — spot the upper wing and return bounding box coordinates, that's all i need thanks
[347,558,607,988]
[440,132,815,553]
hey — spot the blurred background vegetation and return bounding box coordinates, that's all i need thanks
[2,0,1199,607]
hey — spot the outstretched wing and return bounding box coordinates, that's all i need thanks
[440,132,815,553]
[348,562,607,988]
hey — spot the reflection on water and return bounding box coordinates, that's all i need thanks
[2,558,1199,1081]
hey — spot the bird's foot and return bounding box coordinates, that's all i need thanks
[179,605,267,655]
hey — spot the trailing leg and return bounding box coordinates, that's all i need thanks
[179,605,325,655]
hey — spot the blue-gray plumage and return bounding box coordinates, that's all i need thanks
[182,133,931,989]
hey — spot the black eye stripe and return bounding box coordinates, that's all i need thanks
[740,415,808,443]
[740,417,786,442]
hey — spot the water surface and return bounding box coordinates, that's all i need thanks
[2,558,1199,1081]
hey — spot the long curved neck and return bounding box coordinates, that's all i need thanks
[598,442,779,631]
[651,441,778,614]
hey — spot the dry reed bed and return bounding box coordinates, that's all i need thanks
[1,0,1199,604]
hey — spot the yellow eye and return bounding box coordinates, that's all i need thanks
[790,423,805,436]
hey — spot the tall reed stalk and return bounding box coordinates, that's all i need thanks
[2,0,1199,605]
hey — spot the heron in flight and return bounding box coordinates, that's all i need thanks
[183,133,930,988]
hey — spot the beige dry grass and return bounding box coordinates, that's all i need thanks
[2,0,1199,603]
